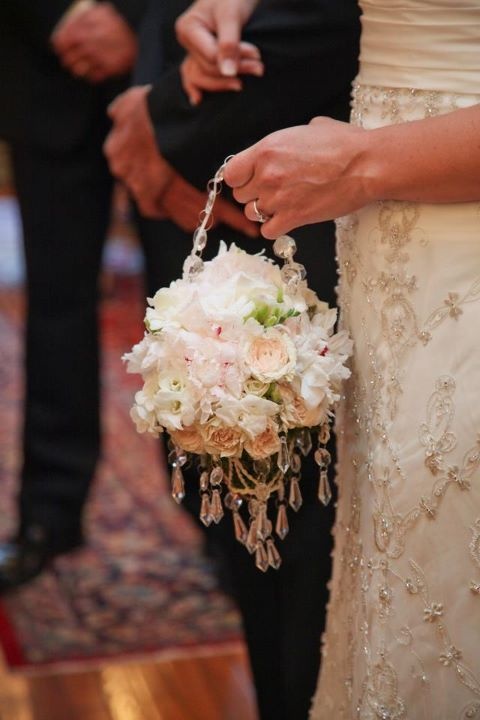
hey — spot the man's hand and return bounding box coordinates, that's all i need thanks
[159,172,259,236]
[52,2,137,83]
[104,86,173,218]
[104,86,258,236]
[176,0,259,77]
[181,42,263,106]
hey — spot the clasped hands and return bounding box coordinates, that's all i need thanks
[51,1,137,83]
[104,86,258,235]
[103,3,264,234]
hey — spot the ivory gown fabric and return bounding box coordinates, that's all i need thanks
[310,2,480,718]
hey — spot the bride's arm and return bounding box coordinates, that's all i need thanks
[367,104,480,204]
[223,104,480,239]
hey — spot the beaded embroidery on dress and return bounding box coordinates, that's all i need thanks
[310,2,480,718]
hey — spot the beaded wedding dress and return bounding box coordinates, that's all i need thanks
[310,2,480,719]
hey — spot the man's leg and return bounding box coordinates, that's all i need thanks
[10,127,112,550]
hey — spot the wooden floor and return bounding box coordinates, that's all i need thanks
[0,647,258,720]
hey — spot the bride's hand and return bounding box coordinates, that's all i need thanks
[223,117,373,239]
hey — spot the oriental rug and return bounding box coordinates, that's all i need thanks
[0,271,242,672]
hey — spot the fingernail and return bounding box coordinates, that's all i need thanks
[220,59,237,77]
[252,65,264,76]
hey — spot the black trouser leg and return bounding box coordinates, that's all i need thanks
[11,134,112,548]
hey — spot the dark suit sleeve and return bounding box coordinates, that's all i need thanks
[147,0,360,189]
[2,0,74,44]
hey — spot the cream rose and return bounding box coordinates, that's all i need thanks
[278,383,327,428]
[245,328,296,383]
[243,377,271,396]
[170,425,205,454]
[277,384,308,428]
[244,420,281,460]
[201,421,244,458]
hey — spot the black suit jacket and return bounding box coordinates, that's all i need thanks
[0,0,147,152]
[146,0,360,189]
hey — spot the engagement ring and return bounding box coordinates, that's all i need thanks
[253,199,271,224]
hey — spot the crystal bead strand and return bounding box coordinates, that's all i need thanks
[273,234,306,293]
[182,156,234,281]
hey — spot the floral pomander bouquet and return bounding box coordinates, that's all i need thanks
[124,160,352,571]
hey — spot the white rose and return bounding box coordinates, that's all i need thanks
[244,328,296,383]
[243,377,270,396]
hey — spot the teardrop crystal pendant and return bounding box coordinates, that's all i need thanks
[255,542,269,573]
[277,435,291,473]
[200,493,213,527]
[289,476,303,512]
[290,452,302,474]
[210,489,224,524]
[233,512,248,545]
[256,504,272,542]
[318,470,332,506]
[171,465,185,504]
[246,519,258,554]
[296,428,312,457]
[266,538,282,570]
[275,504,289,540]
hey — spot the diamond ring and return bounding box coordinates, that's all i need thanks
[253,199,271,224]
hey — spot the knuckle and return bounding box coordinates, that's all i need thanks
[260,161,282,186]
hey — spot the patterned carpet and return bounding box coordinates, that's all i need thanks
[0,272,242,671]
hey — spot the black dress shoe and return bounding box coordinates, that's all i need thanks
[0,524,81,593]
